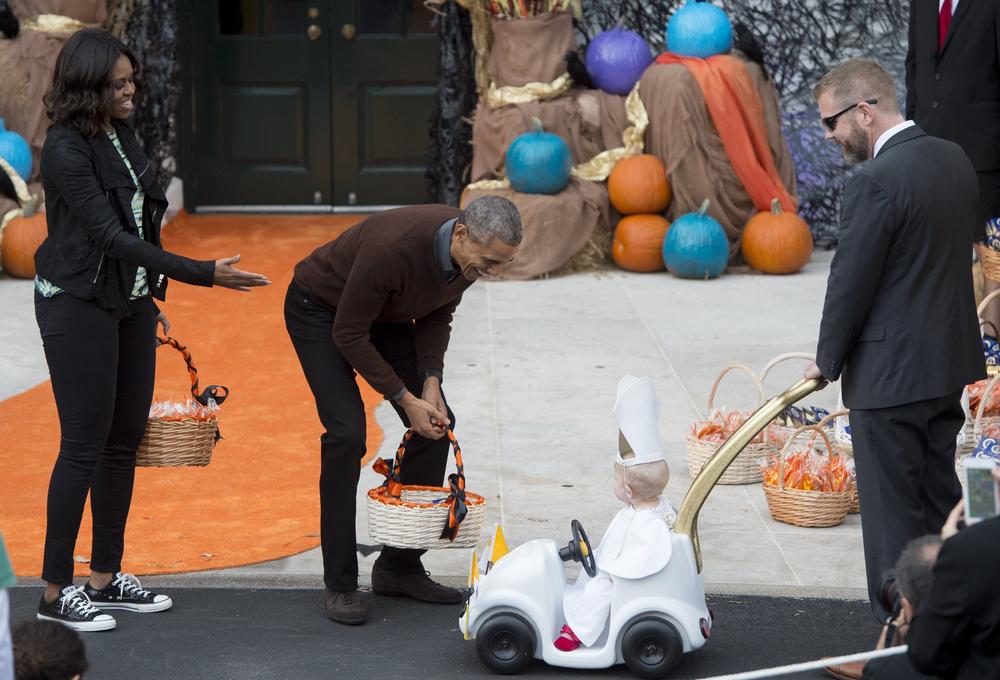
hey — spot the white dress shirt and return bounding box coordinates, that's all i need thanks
[874,120,917,158]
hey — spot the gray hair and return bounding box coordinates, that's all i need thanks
[895,534,943,608]
[812,58,899,114]
[461,195,523,246]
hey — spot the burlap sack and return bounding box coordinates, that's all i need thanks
[461,178,610,280]
[639,57,796,261]
[9,0,107,23]
[487,12,574,88]
[469,95,605,184]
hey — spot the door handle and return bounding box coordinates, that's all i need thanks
[341,23,357,40]
[307,24,322,41]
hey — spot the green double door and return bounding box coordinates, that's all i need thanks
[186,0,439,210]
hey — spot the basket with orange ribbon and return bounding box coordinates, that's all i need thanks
[367,429,487,550]
[762,424,853,528]
[136,336,229,467]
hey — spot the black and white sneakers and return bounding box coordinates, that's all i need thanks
[84,572,173,613]
[37,585,117,632]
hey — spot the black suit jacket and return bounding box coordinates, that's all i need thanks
[816,126,984,409]
[908,517,1000,680]
[906,0,1000,173]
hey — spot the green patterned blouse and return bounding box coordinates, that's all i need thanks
[35,129,149,300]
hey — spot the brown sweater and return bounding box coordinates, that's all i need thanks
[293,205,470,398]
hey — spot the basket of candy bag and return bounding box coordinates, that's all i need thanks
[687,364,778,485]
[759,352,831,444]
[367,429,487,550]
[959,372,1000,489]
[977,218,1000,282]
[136,337,228,467]
[977,287,1000,377]
[762,425,853,528]
[814,410,859,514]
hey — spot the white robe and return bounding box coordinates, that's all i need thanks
[562,498,674,647]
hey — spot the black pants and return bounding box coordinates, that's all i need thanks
[850,390,964,621]
[36,292,157,585]
[283,280,455,592]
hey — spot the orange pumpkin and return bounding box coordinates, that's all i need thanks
[608,154,671,215]
[741,198,813,274]
[1,202,47,279]
[612,214,671,272]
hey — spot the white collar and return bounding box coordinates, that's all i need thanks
[874,120,916,158]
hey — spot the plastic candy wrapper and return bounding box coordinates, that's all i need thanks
[148,397,219,422]
[967,379,1000,417]
[971,436,1000,463]
[760,438,852,493]
[775,405,831,428]
[690,407,778,445]
[985,217,1000,252]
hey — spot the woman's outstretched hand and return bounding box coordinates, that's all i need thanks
[213,255,271,291]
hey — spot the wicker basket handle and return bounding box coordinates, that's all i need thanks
[977,288,1000,320]
[775,424,834,491]
[814,409,849,431]
[372,428,468,540]
[759,352,816,386]
[707,363,765,411]
[156,336,229,406]
[972,372,1000,440]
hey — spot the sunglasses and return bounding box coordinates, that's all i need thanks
[821,99,878,132]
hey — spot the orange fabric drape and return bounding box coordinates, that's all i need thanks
[656,52,797,214]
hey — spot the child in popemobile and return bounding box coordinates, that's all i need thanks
[554,375,675,652]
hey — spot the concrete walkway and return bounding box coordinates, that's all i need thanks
[0,249,866,599]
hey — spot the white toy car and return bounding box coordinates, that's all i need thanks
[460,519,712,678]
[459,378,822,679]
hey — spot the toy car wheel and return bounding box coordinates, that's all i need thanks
[621,618,683,679]
[475,613,536,675]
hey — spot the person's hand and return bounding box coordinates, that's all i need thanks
[942,498,966,539]
[399,392,448,440]
[803,361,825,381]
[213,255,271,291]
[421,376,448,436]
[155,310,170,337]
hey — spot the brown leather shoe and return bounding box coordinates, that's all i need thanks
[371,560,466,604]
[824,659,866,680]
[324,588,367,625]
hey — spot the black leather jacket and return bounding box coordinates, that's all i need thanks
[35,120,214,316]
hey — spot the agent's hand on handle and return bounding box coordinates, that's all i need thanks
[422,376,448,437]
[214,254,271,291]
[399,391,449,440]
[803,361,827,388]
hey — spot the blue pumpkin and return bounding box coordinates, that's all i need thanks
[662,199,729,279]
[0,118,32,181]
[585,27,653,96]
[666,0,733,59]
[505,119,572,195]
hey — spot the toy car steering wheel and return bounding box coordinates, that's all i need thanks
[557,519,597,577]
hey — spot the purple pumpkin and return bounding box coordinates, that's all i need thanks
[585,27,653,96]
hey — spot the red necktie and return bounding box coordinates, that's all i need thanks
[939,0,953,51]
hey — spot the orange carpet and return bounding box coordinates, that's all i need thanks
[0,213,385,577]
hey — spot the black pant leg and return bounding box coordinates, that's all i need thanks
[920,391,964,534]
[284,282,368,592]
[89,296,156,575]
[370,320,456,573]
[852,397,958,621]
[37,293,120,585]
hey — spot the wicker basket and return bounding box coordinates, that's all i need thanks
[979,243,1000,283]
[759,352,832,444]
[136,336,228,468]
[367,429,486,550]
[815,410,859,514]
[977,287,1000,378]
[763,425,852,528]
[958,371,1000,489]
[687,364,775,485]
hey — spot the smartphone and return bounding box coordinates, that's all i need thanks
[963,458,1000,525]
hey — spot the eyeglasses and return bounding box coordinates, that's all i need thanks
[821,99,878,132]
